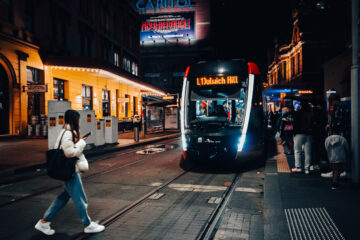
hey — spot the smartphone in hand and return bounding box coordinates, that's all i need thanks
[82,132,92,138]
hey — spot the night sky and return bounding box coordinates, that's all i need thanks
[211,0,294,72]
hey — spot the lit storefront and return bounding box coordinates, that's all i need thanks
[0,39,165,136]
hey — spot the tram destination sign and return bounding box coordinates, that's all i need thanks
[196,76,239,86]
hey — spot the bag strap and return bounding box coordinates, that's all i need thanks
[57,130,68,150]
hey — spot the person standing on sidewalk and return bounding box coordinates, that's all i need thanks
[324,126,349,189]
[35,110,105,235]
[310,103,327,171]
[280,107,294,155]
[291,102,314,174]
[322,93,351,179]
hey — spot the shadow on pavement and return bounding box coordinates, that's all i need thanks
[29,232,76,240]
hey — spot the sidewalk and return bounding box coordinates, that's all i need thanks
[264,138,360,240]
[0,129,180,176]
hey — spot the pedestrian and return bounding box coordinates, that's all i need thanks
[324,126,349,189]
[322,93,351,178]
[35,110,105,235]
[280,107,294,155]
[310,103,327,171]
[291,102,314,174]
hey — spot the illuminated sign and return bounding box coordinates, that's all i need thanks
[27,84,48,93]
[196,76,239,86]
[163,96,175,100]
[140,12,195,41]
[136,0,195,11]
[298,90,313,94]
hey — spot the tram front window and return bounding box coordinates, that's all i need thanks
[187,86,248,129]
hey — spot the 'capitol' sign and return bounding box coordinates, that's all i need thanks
[136,0,195,11]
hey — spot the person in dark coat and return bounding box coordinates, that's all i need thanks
[310,103,327,170]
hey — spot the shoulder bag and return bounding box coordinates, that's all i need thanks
[46,130,77,181]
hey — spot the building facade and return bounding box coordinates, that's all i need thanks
[266,0,349,110]
[0,0,164,135]
[131,0,213,94]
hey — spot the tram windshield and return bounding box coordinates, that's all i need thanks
[186,78,249,129]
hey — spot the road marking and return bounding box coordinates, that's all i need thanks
[235,187,262,193]
[208,197,222,204]
[285,208,345,240]
[149,182,162,187]
[148,193,165,200]
[169,183,227,192]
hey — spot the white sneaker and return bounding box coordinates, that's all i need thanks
[34,220,55,235]
[291,167,302,173]
[305,169,310,175]
[309,165,314,171]
[340,171,349,178]
[84,221,105,233]
[321,171,332,178]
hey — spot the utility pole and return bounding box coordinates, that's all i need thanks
[351,0,360,183]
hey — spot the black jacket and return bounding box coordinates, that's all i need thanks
[293,109,313,135]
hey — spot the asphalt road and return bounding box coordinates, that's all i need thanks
[0,137,265,240]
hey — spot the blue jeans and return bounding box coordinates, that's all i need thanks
[294,134,313,170]
[43,172,91,226]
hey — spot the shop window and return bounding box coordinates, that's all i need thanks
[82,85,93,110]
[53,78,65,101]
[27,67,41,123]
[102,89,110,116]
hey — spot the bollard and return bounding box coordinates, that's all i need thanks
[134,126,140,142]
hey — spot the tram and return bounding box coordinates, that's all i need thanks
[180,59,264,162]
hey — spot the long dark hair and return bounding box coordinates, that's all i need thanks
[64,110,80,143]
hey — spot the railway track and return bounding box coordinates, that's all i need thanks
[0,138,180,208]
[71,171,242,240]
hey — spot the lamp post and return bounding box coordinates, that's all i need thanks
[351,0,360,183]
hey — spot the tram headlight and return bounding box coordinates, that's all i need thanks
[237,135,246,152]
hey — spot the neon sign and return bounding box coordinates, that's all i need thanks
[298,90,313,94]
[196,76,239,86]
[140,13,195,41]
[136,0,195,11]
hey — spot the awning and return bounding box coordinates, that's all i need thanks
[42,56,166,96]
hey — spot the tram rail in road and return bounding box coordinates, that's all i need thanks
[0,138,180,208]
[72,171,242,240]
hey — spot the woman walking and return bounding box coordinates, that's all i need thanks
[35,110,105,235]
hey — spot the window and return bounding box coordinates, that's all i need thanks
[114,52,120,67]
[102,89,110,116]
[27,67,41,122]
[282,62,287,81]
[297,52,301,75]
[25,0,34,32]
[291,57,295,77]
[53,78,65,101]
[82,85,93,110]
[132,62,138,76]
[0,0,10,21]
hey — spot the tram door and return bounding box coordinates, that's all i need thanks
[0,64,9,134]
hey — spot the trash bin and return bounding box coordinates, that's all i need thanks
[47,113,66,149]
[105,116,118,144]
[95,120,105,146]
[77,110,96,145]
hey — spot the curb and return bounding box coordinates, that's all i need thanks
[0,133,180,178]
